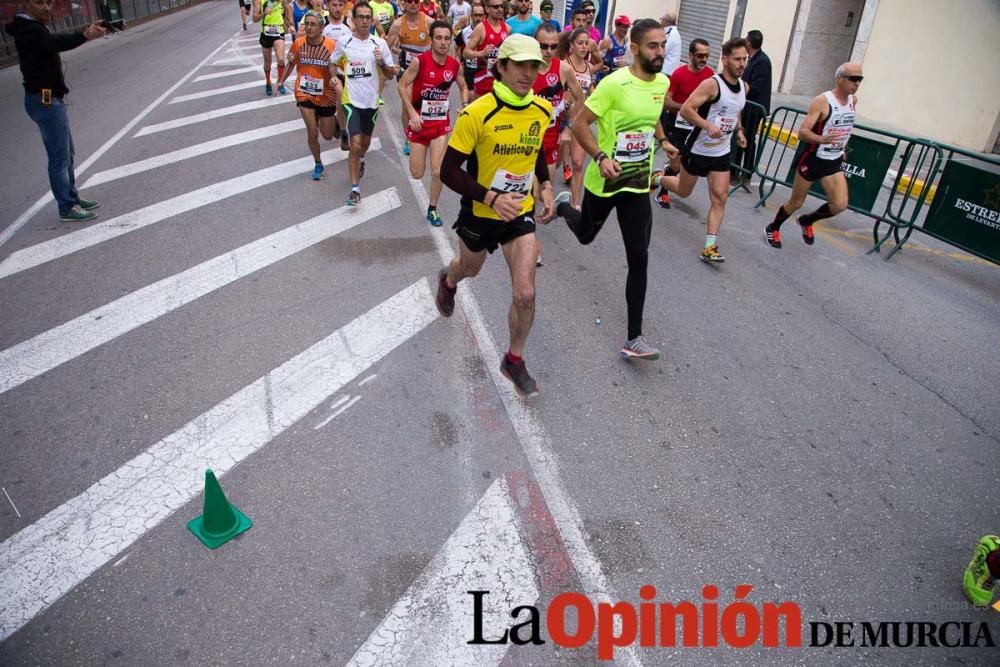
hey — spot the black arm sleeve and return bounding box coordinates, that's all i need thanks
[440,146,490,203]
[53,30,87,52]
[534,148,549,186]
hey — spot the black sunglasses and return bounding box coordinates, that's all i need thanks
[840,75,864,83]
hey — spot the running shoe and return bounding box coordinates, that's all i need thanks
[312,163,324,181]
[59,205,96,222]
[403,140,410,156]
[621,335,661,361]
[265,83,273,96]
[242,22,247,30]
[656,187,671,209]
[77,198,99,211]
[378,95,385,107]
[500,356,539,397]
[345,190,361,206]
[435,267,455,317]
[700,245,725,263]
[798,216,815,245]
[340,131,349,152]
[426,208,442,226]
[562,162,572,185]
[964,535,1000,607]
[277,84,287,95]
[765,226,782,248]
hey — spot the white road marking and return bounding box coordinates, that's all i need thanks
[193,65,260,82]
[170,79,267,104]
[347,478,538,666]
[357,374,377,387]
[0,144,378,280]
[209,54,258,66]
[0,32,242,251]
[81,120,301,188]
[134,95,295,137]
[0,280,439,642]
[382,119,643,666]
[1,489,20,519]
[0,188,400,395]
[313,396,362,430]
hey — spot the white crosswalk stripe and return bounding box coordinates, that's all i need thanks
[0,188,401,396]
[134,95,295,136]
[0,144,377,279]
[82,120,302,187]
[193,65,260,82]
[170,79,267,103]
[0,280,439,642]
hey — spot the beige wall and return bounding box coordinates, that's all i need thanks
[616,0,681,23]
[861,0,1000,151]
[741,0,797,93]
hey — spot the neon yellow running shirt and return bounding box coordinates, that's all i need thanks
[583,67,669,196]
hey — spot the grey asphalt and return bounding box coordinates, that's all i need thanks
[1,3,998,665]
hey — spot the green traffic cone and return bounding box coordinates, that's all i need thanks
[187,469,252,549]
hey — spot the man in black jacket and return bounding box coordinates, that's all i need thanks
[732,29,771,189]
[6,0,106,222]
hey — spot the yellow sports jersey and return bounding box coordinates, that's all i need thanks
[448,89,552,220]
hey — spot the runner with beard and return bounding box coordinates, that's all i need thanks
[553,18,676,361]
[655,37,748,263]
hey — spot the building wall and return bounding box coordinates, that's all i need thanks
[740,0,797,92]
[788,0,864,94]
[616,0,681,24]
[861,0,1000,151]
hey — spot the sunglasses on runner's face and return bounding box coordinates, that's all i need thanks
[840,75,864,82]
[539,42,558,50]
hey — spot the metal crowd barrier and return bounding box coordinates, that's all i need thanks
[742,105,977,261]
[871,141,1000,263]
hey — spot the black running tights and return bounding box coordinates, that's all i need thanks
[559,190,653,340]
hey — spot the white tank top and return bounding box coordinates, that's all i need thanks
[815,91,856,160]
[689,74,746,158]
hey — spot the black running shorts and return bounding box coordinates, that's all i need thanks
[681,151,732,177]
[259,32,284,48]
[343,104,378,137]
[454,208,536,254]
[796,151,843,182]
[297,100,338,117]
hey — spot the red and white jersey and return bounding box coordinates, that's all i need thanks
[813,91,856,160]
[412,50,460,123]
[418,0,439,19]
[474,19,509,89]
[532,58,565,129]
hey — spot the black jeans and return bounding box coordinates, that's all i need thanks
[558,189,653,340]
[732,105,765,177]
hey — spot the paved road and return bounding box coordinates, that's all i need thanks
[1,3,998,665]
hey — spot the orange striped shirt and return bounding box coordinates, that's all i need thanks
[290,35,338,106]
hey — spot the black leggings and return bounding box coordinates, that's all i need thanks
[559,189,653,340]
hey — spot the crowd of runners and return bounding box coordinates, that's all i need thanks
[236,0,866,395]
[238,2,1000,605]
[7,0,998,611]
